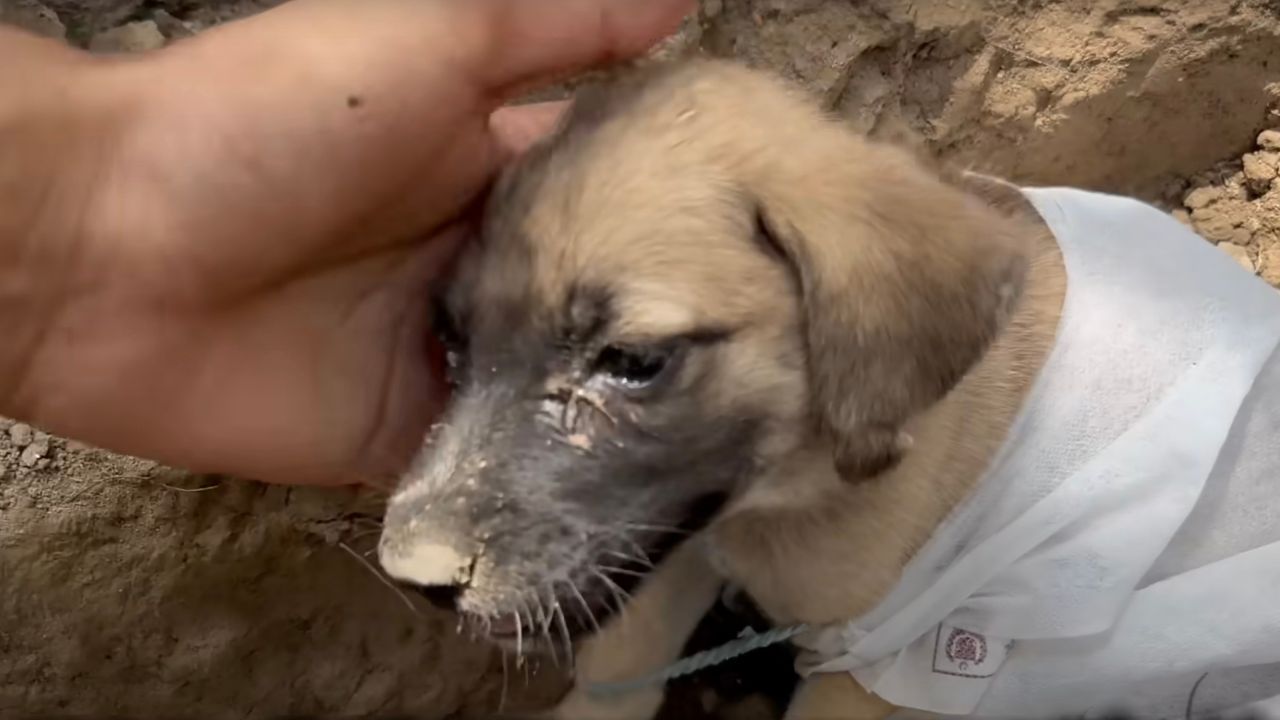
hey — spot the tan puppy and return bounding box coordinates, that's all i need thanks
[480,59,1065,720]
[381,58,1280,719]
[376,56,1067,719]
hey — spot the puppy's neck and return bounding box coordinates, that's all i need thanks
[711,180,1066,626]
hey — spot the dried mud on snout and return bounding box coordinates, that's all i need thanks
[3,0,1280,718]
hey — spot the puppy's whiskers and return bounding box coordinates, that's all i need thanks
[624,522,691,537]
[533,590,553,635]
[602,547,654,569]
[549,588,575,665]
[345,527,385,541]
[591,568,633,617]
[565,579,602,634]
[513,600,525,661]
[532,591,561,668]
[498,647,510,713]
[598,564,648,579]
[335,541,421,618]
[601,531,656,567]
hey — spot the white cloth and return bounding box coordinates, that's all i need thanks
[793,187,1280,719]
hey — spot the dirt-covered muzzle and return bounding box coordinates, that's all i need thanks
[377,355,744,657]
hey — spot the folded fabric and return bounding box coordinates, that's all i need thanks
[795,187,1280,719]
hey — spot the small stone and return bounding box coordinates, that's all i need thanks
[1193,215,1238,244]
[64,439,92,453]
[88,20,165,54]
[151,9,195,39]
[35,458,50,471]
[8,423,33,448]
[1184,186,1223,210]
[1258,129,1280,152]
[19,438,48,468]
[1243,153,1277,195]
[703,0,723,18]
[1260,242,1280,287]
[1171,209,1192,226]
[1230,227,1255,246]
[0,0,66,40]
[1221,175,1250,201]
[1255,151,1280,171]
[1218,243,1255,273]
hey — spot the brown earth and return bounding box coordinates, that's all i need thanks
[1,0,1279,718]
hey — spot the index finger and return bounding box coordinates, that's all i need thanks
[461,0,694,98]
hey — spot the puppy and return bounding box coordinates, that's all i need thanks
[377,58,1280,720]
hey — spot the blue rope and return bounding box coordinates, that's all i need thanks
[586,623,810,698]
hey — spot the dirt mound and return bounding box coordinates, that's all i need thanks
[0,423,565,718]
[2,0,1279,718]
[682,0,1280,198]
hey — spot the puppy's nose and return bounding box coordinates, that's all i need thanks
[378,535,476,588]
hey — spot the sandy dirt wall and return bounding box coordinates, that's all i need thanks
[2,0,1279,718]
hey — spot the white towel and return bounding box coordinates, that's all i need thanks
[794,187,1280,718]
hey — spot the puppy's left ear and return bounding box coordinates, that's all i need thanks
[749,139,1032,481]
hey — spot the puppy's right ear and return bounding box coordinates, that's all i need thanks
[746,139,1031,481]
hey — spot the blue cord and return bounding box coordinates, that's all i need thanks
[586,623,810,698]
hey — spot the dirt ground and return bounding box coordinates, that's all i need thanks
[2,0,1279,718]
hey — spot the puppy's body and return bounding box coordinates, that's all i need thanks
[377,59,1280,719]
[784,185,1280,719]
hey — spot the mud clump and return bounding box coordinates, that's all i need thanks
[2,0,1280,718]
[1176,130,1280,285]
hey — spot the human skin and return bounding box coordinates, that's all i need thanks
[0,0,693,486]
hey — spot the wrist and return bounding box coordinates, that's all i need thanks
[0,30,144,423]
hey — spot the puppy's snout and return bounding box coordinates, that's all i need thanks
[377,501,480,594]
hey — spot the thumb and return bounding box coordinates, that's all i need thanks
[462,0,695,98]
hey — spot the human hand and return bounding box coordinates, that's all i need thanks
[3,0,692,486]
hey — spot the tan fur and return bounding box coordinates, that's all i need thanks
[786,672,900,720]
[481,59,1068,720]
[712,170,1064,627]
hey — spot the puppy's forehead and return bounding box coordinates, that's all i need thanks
[480,92,785,339]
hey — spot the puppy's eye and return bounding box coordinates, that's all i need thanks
[594,344,674,389]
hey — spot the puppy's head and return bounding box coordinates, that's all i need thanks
[378,60,1030,651]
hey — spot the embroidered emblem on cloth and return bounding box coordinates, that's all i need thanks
[933,626,1008,679]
